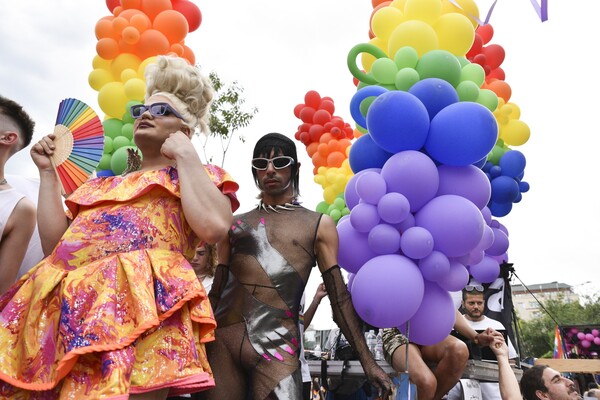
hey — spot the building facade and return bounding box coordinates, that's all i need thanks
[511,281,580,321]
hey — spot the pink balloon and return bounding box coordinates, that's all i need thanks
[580,339,592,349]
[585,333,595,342]
[593,337,600,346]
[577,332,586,340]
[351,254,424,328]
[592,329,599,337]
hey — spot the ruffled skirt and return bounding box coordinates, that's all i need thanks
[0,249,216,399]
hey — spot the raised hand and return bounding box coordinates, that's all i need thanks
[160,130,197,161]
[30,134,57,170]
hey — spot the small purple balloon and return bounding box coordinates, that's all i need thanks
[470,256,500,283]
[351,254,424,328]
[486,228,509,256]
[377,192,411,224]
[368,223,402,255]
[345,168,381,210]
[401,226,434,260]
[419,251,450,282]
[350,203,381,233]
[398,282,456,346]
[437,260,469,291]
[356,170,388,205]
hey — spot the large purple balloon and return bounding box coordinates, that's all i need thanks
[367,91,431,153]
[425,102,498,166]
[415,195,485,257]
[337,218,377,274]
[470,256,500,283]
[381,151,439,212]
[351,254,424,328]
[437,165,491,210]
[398,282,456,346]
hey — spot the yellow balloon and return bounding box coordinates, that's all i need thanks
[361,37,388,72]
[124,78,146,101]
[501,120,530,146]
[434,13,475,56]
[404,0,441,24]
[98,81,128,118]
[111,53,141,80]
[504,102,521,119]
[441,0,480,28]
[92,55,111,70]
[120,68,138,83]
[137,56,158,79]
[390,0,406,10]
[323,187,337,205]
[371,7,405,40]
[88,68,114,91]
[388,20,438,58]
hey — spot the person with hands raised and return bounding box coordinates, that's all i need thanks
[1,55,239,399]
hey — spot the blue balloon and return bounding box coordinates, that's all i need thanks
[489,165,502,178]
[366,91,431,154]
[408,78,459,120]
[488,200,512,217]
[350,86,388,129]
[499,150,526,178]
[490,176,520,203]
[348,134,393,173]
[425,102,498,166]
[96,169,115,177]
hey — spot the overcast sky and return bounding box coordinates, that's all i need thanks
[1,1,598,329]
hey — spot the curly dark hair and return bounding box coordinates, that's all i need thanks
[0,95,35,150]
[520,365,549,400]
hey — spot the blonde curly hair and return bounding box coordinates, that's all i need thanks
[144,55,214,135]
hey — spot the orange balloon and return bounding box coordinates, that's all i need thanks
[153,10,189,43]
[372,0,389,7]
[307,142,319,157]
[141,0,172,21]
[170,43,184,56]
[318,143,329,157]
[112,16,128,35]
[487,80,511,102]
[137,29,170,59]
[119,9,143,20]
[327,152,346,168]
[130,14,151,32]
[95,18,117,40]
[122,26,140,44]
[96,38,120,60]
[182,45,195,65]
[121,0,142,10]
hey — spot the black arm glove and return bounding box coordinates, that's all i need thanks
[208,263,229,311]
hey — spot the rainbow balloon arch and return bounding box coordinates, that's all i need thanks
[293,0,539,345]
[90,0,202,176]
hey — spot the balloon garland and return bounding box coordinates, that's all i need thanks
[91,0,202,176]
[293,0,535,345]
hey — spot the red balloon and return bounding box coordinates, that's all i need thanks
[106,0,120,12]
[477,24,494,44]
[304,91,321,109]
[487,67,505,81]
[313,110,332,125]
[320,99,335,114]
[482,44,505,70]
[172,0,202,32]
[466,34,483,59]
[293,104,304,118]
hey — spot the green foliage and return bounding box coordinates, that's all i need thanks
[518,293,600,358]
[196,71,258,167]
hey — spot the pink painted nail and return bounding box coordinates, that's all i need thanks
[262,354,271,361]
[273,352,283,361]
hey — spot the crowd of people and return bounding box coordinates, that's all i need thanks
[0,54,597,399]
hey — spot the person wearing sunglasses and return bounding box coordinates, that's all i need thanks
[446,285,519,400]
[0,56,239,400]
[203,133,392,400]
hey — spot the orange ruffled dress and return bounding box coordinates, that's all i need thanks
[0,166,239,399]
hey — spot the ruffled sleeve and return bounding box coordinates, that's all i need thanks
[203,164,240,212]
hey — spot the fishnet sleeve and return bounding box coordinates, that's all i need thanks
[208,263,228,311]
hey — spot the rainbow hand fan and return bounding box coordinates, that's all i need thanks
[51,98,104,195]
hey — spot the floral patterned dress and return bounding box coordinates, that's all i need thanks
[0,166,238,399]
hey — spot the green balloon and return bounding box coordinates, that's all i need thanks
[395,68,420,91]
[394,46,419,70]
[487,144,507,165]
[122,100,141,124]
[477,89,499,112]
[347,43,388,86]
[359,97,377,117]
[98,153,112,170]
[103,118,124,139]
[415,50,462,87]
[113,136,131,150]
[330,209,342,222]
[121,123,134,140]
[461,63,485,87]
[341,207,350,216]
[456,81,480,102]
[371,58,398,85]
[316,201,329,214]
[103,136,113,154]
[456,56,470,67]
[110,146,138,175]
[333,197,346,210]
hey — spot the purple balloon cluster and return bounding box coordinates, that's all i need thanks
[338,81,512,345]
